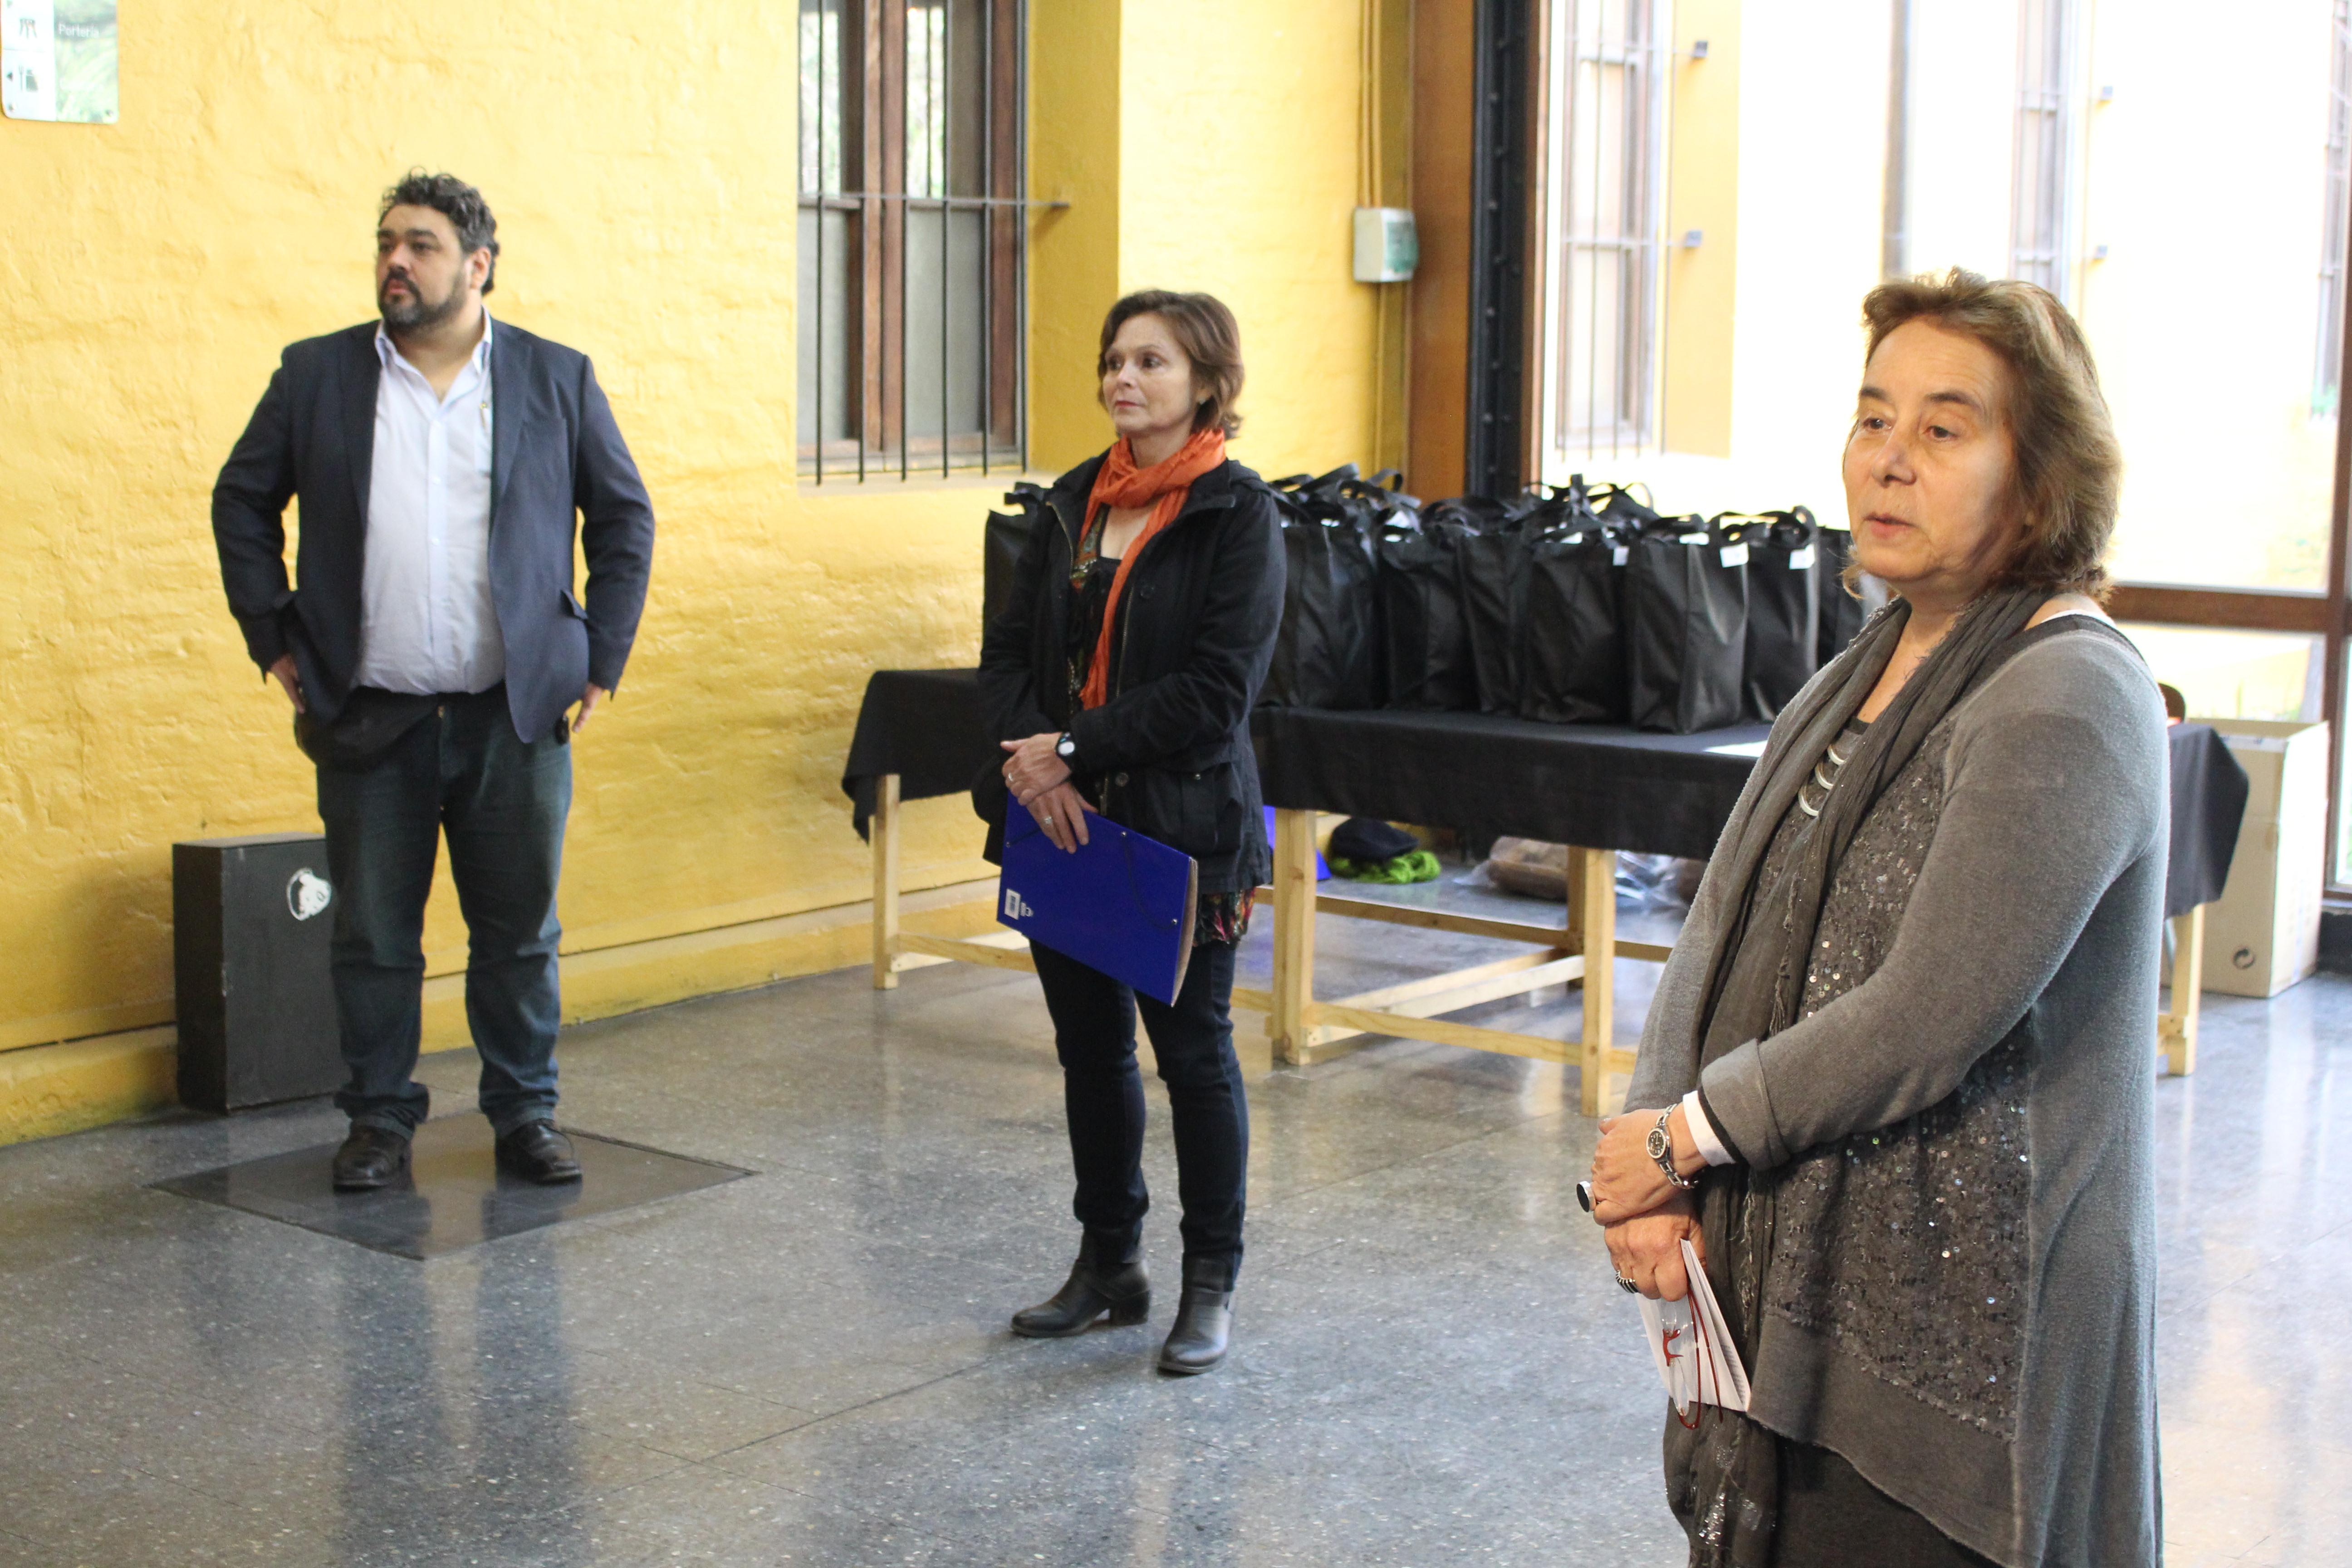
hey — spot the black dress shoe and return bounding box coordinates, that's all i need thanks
[1012,1232,1150,1338]
[494,1121,583,1184]
[1157,1256,1236,1375]
[331,1125,412,1191]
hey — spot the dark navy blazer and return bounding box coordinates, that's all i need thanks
[211,319,656,743]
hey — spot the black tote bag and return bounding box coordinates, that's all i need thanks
[1814,523,1869,666]
[984,482,1048,644]
[1517,526,1627,724]
[1377,517,1477,710]
[1262,509,1385,708]
[1458,527,1533,714]
[1719,508,1821,720]
[1624,517,1749,734]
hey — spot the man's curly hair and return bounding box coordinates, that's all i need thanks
[380,170,501,294]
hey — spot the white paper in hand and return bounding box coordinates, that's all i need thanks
[1635,1240,1752,1414]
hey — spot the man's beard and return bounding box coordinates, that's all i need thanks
[378,270,466,333]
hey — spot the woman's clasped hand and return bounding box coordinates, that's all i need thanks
[1588,1102,1709,1298]
[1000,733,1090,853]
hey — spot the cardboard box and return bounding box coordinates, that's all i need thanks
[2196,719,2330,998]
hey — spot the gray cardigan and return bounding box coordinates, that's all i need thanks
[1628,623,2168,1568]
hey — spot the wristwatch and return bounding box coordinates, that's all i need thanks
[1647,1110,1701,1190]
[1055,732,1078,764]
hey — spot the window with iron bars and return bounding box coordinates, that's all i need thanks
[798,0,1027,482]
[2318,0,2351,417]
[1549,0,1666,461]
[2009,0,2075,300]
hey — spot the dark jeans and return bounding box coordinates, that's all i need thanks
[314,688,571,1138]
[1029,939,1249,1279]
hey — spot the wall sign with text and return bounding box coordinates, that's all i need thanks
[2,0,117,124]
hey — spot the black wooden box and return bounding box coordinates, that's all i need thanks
[172,834,343,1113]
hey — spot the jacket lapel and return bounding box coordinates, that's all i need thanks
[341,325,380,526]
[490,324,524,529]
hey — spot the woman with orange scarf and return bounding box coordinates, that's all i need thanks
[979,291,1285,1375]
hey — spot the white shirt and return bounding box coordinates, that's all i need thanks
[354,314,505,695]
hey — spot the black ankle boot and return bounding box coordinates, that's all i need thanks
[1156,1255,1236,1375]
[1011,1232,1150,1338]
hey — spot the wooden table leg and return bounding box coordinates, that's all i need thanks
[1570,846,1618,1115]
[1269,807,1318,1065]
[871,773,902,990]
[2161,903,2204,1076]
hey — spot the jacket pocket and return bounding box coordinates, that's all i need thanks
[1178,764,1244,858]
[561,589,589,620]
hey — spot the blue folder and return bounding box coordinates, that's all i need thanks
[999,806,1199,1004]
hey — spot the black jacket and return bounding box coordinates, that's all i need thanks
[211,320,656,744]
[977,452,1286,893]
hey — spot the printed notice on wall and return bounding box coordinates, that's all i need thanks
[2,0,118,124]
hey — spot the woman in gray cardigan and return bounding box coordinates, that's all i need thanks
[1587,270,2166,1568]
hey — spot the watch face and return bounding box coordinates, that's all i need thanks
[1646,1126,1671,1161]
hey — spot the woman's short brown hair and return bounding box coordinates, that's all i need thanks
[1860,268,2120,598]
[1098,290,1245,437]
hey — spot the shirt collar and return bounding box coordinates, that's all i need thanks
[375,308,495,376]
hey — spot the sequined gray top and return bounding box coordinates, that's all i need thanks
[1628,621,2168,1568]
[1742,714,2035,1440]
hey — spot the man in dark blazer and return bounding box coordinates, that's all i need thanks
[212,171,654,1190]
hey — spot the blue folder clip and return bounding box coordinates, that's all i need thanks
[999,807,1199,1005]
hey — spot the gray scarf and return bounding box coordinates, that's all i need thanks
[1664,585,2043,1567]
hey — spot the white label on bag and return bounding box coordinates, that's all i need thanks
[1678,532,1711,545]
[1612,545,1630,567]
[1788,546,1816,570]
[1718,543,1749,568]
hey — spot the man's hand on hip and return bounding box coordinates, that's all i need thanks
[267,654,306,713]
[571,684,610,734]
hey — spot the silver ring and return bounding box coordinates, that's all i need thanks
[1616,1274,1641,1294]
[1042,813,1054,823]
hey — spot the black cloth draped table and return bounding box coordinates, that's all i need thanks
[841,670,990,843]
[841,671,2250,1099]
[1248,706,1773,1111]
[838,669,1030,986]
[2156,723,2250,1073]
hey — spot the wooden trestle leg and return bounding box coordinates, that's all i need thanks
[1569,845,1619,1115]
[870,772,902,990]
[1268,807,1319,1065]
[2161,904,2204,1076]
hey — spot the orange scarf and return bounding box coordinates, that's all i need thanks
[1078,426,1227,709]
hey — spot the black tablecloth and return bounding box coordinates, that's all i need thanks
[840,674,2251,915]
[1251,707,1771,862]
[2165,723,2248,918]
[839,669,990,841]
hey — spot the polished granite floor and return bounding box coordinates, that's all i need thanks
[0,873,2344,1567]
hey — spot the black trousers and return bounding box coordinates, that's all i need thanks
[1028,940,1249,1278]
[1772,1442,1999,1567]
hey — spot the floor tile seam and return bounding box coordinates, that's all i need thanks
[562,1356,823,1424]
[599,1455,975,1553]
[2156,1212,2352,1319]
[695,1357,1000,1464]
[1248,1110,1568,1215]
[17,1439,279,1536]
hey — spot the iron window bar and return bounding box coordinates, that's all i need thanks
[1553,0,1664,462]
[799,0,1044,486]
[798,193,1068,208]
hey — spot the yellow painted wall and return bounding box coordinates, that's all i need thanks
[1542,0,1891,522]
[1658,0,1741,459]
[1112,0,1392,479]
[0,1,1397,1143]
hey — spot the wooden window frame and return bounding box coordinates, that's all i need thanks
[799,0,1030,483]
[2110,234,2352,898]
